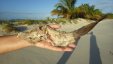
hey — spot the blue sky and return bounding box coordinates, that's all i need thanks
[0,0,113,20]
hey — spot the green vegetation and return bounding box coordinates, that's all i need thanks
[0,19,50,33]
[0,22,17,32]
[51,0,113,20]
[74,4,103,20]
[51,0,77,19]
[6,19,49,25]
[105,13,113,19]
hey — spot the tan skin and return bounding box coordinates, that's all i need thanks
[0,24,76,54]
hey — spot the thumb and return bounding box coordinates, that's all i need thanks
[48,24,61,29]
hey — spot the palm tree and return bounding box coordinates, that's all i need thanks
[74,4,103,20]
[51,0,77,19]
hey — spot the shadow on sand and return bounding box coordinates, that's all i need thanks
[57,32,102,64]
[89,32,102,64]
[57,37,80,64]
[16,26,27,32]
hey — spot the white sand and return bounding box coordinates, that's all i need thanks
[58,18,95,32]
[0,19,113,64]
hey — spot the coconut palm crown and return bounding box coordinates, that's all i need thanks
[51,0,77,19]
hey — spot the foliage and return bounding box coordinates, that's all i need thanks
[51,0,77,19]
[74,4,103,20]
[1,22,17,32]
[16,20,33,25]
[105,13,113,19]
[51,0,107,21]
[14,19,49,25]
[46,17,70,24]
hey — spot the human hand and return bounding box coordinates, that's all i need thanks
[48,24,61,29]
[35,24,76,51]
[35,40,76,52]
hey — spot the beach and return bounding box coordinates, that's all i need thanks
[0,19,113,64]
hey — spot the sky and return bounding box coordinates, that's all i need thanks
[0,0,113,20]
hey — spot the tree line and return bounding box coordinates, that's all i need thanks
[51,0,113,20]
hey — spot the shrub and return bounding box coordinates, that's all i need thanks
[106,13,113,19]
[19,20,33,25]
[1,23,17,32]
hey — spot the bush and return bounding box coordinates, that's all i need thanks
[1,23,17,32]
[106,13,113,19]
[17,20,33,25]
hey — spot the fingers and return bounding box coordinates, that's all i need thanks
[62,47,73,51]
[35,43,73,52]
[35,41,76,52]
[68,44,76,48]
[46,46,73,52]
[38,45,75,52]
[49,24,61,29]
[49,44,76,52]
